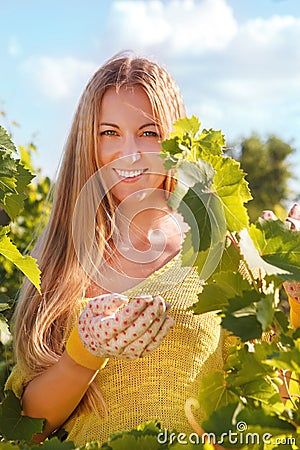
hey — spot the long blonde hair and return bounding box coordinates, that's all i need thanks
[12,52,186,413]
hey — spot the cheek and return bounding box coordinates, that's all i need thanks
[97,143,117,167]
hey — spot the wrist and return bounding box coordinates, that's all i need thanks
[66,327,109,371]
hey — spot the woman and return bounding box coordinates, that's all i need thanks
[6,53,229,446]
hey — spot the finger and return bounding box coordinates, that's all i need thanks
[262,210,277,221]
[140,315,175,357]
[94,295,154,342]
[284,281,300,301]
[288,203,300,220]
[120,312,171,359]
[120,315,175,360]
[286,203,300,230]
[112,296,170,348]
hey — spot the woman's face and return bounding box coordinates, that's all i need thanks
[97,85,166,203]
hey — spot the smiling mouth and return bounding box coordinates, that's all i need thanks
[114,168,148,178]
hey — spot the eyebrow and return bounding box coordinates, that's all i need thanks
[99,122,158,130]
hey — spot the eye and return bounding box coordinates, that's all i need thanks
[142,130,160,138]
[99,129,118,136]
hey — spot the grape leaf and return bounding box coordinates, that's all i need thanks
[169,115,201,139]
[202,402,295,446]
[240,377,283,413]
[226,343,279,388]
[198,371,240,416]
[191,271,251,314]
[161,116,224,163]
[205,155,252,232]
[0,227,41,293]
[206,238,240,279]
[201,402,240,436]
[0,149,18,201]
[167,159,227,255]
[178,184,226,253]
[101,422,167,450]
[0,443,18,450]
[237,407,296,435]
[167,160,214,211]
[221,313,262,342]
[0,390,44,441]
[256,295,274,331]
[220,290,276,341]
[0,125,17,153]
[33,438,75,450]
[248,219,300,281]
[267,338,300,373]
[3,160,34,220]
[239,227,290,278]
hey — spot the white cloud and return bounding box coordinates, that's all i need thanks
[109,0,238,54]
[242,14,300,47]
[22,56,98,100]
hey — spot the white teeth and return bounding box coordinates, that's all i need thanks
[115,169,145,178]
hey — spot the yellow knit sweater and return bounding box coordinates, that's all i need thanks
[6,254,231,446]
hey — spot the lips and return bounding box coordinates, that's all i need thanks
[114,168,148,179]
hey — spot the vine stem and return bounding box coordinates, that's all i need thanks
[280,369,298,410]
[184,398,225,450]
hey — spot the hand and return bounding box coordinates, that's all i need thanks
[263,204,300,328]
[78,293,175,360]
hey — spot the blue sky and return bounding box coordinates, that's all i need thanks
[1,0,300,196]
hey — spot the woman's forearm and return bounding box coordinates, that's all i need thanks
[21,351,98,442]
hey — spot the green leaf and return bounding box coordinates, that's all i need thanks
[206,155,252,232]
[191,271,251,314]
[101,422,167,450]
[221,313,262,342]
[225,343,279,388]
[196,128,225,156]
[202,402,295,447]
[249,219,300,281]
[170,115,201,139]
[0,390,44,441]
[239,227,291,278]
[168,160,215,211]
[0,125,17,153]
[0,149,18,201]
[0,228,41,293]
[256,295,274,331]
[3,161,34,220]
[240,377,283,412]
[198,371,240,417]
[201,402,240,437]
[0,443,18,450]
[167,159,227,257]
[237,407,296,435]
[268,338,300,373]
[36,438,75,450]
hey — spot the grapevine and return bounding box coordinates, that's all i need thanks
[2,117,300,449]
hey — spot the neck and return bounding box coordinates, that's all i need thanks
[115,188,170,237]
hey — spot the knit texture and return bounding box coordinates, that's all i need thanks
[6,254,229,446]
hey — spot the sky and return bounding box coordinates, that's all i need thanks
[1,0,300,195]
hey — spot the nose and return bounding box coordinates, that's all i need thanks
[119,134,141,163]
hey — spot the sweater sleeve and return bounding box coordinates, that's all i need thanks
[4,364,33,399]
